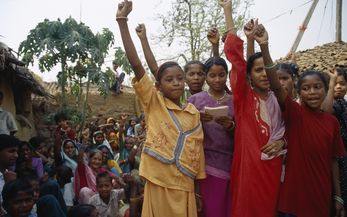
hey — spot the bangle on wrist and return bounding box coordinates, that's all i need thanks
[229,121,235,130]
[334,195,344,205]
[265,63,277,70]
[116,17,128,21]
[259,40,268,45]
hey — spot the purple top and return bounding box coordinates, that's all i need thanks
[188,91,234,180]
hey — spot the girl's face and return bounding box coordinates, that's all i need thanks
[90,152,103,170]
[250,57,270,94]
[206,64,227,92]
[20,145,32,161]
[299,75,326,111]
[130,120,137,126]
[334,75,347,99]
[63,142,76,158]
[158,66,185,105]
[185,64,205,94]
[36,143,47,156]
[100,148,109,163]
[6,191,34,217]
[277,69,295,98]
[95,134,104,145]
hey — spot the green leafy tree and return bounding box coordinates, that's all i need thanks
[157,0,252,61]
[19,17,114,105]
[114,47,132,74]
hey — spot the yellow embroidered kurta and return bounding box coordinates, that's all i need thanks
[132,73,206,217]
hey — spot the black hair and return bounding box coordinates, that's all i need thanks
[96,171,113,184]
[183,60,205,73]
[56,165,73,188]
[278,63,299,78]
[336,67,347,82]
[297,70,328,93]
[2,179,34,212]
[29,136,46,150]
[204,57,228,75]
[0,134,20,151]
[0,91,3,100]
[247,52,262,76]
[156,61,183,82]
[54,112,68,124]
[68,204,96,217]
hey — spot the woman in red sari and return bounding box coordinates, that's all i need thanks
[221,1,286,216]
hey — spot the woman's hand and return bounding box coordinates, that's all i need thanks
[135,24,147,40]
[215,116,235,130]
[116,0,132,18]
[207,27,220,45]
[219,0,232,10]
[244,19,255,39]
[261,139,286,156]
[200,112,213,123]
[252,21,269,45]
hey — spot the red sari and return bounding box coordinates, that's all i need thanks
[224,34,282,217]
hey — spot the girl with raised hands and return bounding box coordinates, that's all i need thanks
[222,0,287,216]
[116,1,206,217]
[253,22,346,217]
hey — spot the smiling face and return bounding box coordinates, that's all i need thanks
[96,177,113,201]
[158,66,185,105]
[0,147,18,168]
[89,152,103,170]
[94,134,104,145]
[206,64,227,93]
[185,63,205,94]
[334,75,347,99]
[63,141,76,158]
[19,144,32,162]
[249,57,270,95]
[299,74,326,111]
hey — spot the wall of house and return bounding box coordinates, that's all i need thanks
[0,78,38,140]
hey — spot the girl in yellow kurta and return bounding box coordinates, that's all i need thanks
[116,1,206,217]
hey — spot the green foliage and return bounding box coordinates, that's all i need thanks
[114,47,132,74]
[157,0,252,61]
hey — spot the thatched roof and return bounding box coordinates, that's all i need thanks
[279,41,347,73]
[0,42,53,98]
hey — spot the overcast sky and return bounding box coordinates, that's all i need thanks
[1,0,346,81]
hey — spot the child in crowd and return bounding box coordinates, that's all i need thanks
[222,1,286,216]
[1,179,35,217]
[116,2,206,217]
[88,172,125,217]
[188,56,234,217]
[277,63,299,100]
[67,204,99,217]
[15,141,43,179]
[60,139,79,172]
[126,117,137,137]
[56,165,75,208]
[54,112,76,141]
[254,22,346,217]
[29,137,52,166]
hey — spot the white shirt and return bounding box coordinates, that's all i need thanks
[89,189,124,217]
[0,107,18,135]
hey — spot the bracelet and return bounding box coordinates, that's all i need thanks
[229,121,235,130]
[334,195,344,205]
[265,63,277,70]
[116,17,128,21]
[259,40,268,45]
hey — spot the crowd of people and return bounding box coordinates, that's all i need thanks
[0,0,347,217]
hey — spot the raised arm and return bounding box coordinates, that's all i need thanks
[207,27,220,57]
[244,19,255,59]
[116,0,145,81]
[135,24,159,77]
[220,0,236,34]
[321,68,337,114]
[254,23,287,107]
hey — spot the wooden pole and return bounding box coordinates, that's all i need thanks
[290,0,319,53]
[336,0,342,42]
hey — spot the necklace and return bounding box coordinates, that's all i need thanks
[207,90,227,104]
